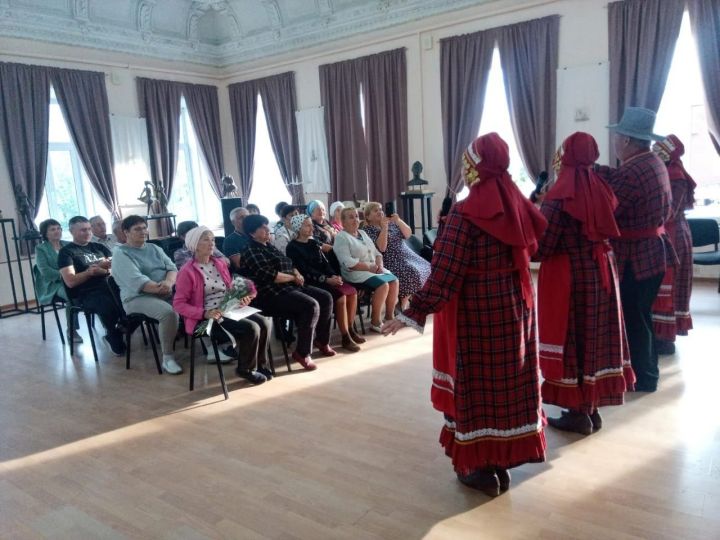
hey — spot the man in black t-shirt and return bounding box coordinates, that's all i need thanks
[59,216,126,356]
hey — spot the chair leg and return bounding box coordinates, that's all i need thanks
[147,322,162,375]
[210,338,229,400]
[40,304,47,341]
[189,337,196,391]
[69,308,76,355]
[199,336,208,356]
[52,303,65,346]
[85,312,99,363]
[267,342,276,376]
[140,324,148,346]
[125,324,132,370]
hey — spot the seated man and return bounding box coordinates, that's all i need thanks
[174,220,227,270]
[222,206,251,271]
[90,215,118,251]
[111,215,182,375]
[111,220,127,245]
[59,216,126,356]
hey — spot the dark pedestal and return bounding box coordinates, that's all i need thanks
[221,198,245,237]
[400,191,435,236]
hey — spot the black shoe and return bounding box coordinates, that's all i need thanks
[236,369,267,385]
[104,334,126,357]
[495,468,511,492]
[590,410,602,431]
[632,383,657,393]
[257,367,274,380]
[547,410,593,435]
[457,469,500,497]
[655,340,676,355]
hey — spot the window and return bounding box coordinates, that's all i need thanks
[168,97,222,228]
[457,47,531,201]
[656,11,720,217]
[247,94,291,218]
[35,88,111,235]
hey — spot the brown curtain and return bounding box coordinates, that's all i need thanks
[497,15,560,181]
[319,58,367,202]
[360,49,408,207]
[137,77,182,216]
[256,73,305,205]
[440,30,495,196]
[181,83,225,198]
[688,0,720,153]
[51,67,119,218]
[228,81,258,200]
[0,62,50,236]
[608,0,684,163]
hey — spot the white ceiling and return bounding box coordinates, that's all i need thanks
[0,0,489,67]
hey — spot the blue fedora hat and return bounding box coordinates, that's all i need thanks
[607,107,664,141]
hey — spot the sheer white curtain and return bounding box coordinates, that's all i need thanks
[110,115,151,209]
[296,107,331,195]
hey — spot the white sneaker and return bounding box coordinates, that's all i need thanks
[208,346,235,364]
[162,357,183,375]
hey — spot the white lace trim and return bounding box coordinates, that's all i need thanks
[539,343,564,354]
[432,369,455,388]
[396,312,424,334]
[675,311,690,317]
[432,382,455,395]
[652,314,676,322]
[445,419,543,441]
[556,366,625,385]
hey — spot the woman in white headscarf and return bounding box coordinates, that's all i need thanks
[173,226,273,385]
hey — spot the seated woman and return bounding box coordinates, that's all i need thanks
[272,204,299,254]
[307,200,337,253]
[362,202,431,310]
[34,218,81,343]
[173,226,272,385]
[333,207,399,333]
[328,201,345,232]
[286,214,364,352]
[240,214,336,370]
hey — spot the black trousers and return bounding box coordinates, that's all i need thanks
[620,266,664,390]
[255,286,333,356]
[76,279,125,343]
[211,313,271,372]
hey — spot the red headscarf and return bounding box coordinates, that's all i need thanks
[460,132,547,307]
[545,132,620,241]
[655,134,696,210]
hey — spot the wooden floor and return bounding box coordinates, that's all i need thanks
[1,281,719,539]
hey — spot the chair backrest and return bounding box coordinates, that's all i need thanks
[405,235,424,256]
[423,228,437,247]
[148,236,185,260]
[687,218,720,249]
[214,236,225,252]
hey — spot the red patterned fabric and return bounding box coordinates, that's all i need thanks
[461,132,548,308]
[404,205,545,472]
[596,152,673,279]
[535,194,634,413]
[651,135,695,339]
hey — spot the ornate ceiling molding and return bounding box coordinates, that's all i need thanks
[0,0,487,67]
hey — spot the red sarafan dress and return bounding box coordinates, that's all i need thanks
[401,133,548,474]
[652,135,695,340]
[535,132,635,414]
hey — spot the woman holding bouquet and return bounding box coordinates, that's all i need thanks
[173,226,272,385]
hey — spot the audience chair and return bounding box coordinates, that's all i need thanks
[350,284,374,335]
[124,314,162,374]
[147,236,184,261]
[39,296,66,345]
[188,333,229,400]
[67,300,100,363]
[269,315,294,372]
[688,218,720,292]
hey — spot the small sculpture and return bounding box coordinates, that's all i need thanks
[138,180,157,215]
[14,184,40,238]
[222,174,240,198]
[408,161,429,190]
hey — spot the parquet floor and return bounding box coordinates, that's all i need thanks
[0,281,719,539]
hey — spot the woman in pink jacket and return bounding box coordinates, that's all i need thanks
[173,226,272,385]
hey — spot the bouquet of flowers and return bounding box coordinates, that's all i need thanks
[195,276,256,336]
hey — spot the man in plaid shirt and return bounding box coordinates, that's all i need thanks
[596,107,673,392]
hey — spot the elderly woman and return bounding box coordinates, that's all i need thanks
[173,226,272,385]
[272,204,299,254]
[651,134,695,354]
[286,214,363,352]
[333,207,399,333]
[534,132,634,435]
[34,218,82,343]
[307,199,337,252]
[112,215,181,375]
[328,201,345,232]
[362,202,431,310]
[240,214,336,370]
[384,133,548,496]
